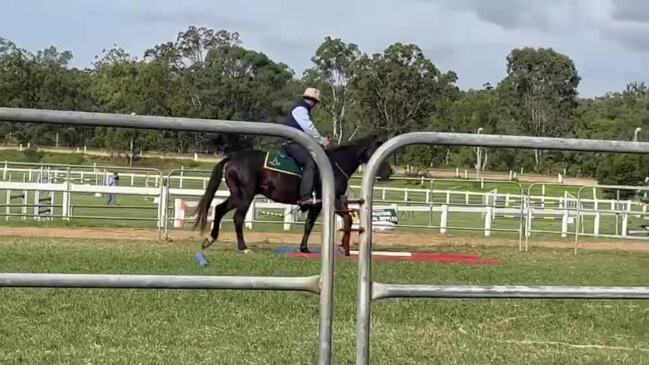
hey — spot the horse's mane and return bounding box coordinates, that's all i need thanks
[328,135,378,154]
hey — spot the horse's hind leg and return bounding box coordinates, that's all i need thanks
[202,197,237,249]
[233,194,255,253]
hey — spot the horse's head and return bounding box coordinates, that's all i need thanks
[376,158,393,181]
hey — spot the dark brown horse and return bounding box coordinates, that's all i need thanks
[194,136,392,255]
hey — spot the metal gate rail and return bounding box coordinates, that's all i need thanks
[0,107,336,365]
[356,132,649,365]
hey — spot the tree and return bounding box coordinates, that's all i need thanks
[91,47,163,162]
[303,37,361,143]
[497,47,580,171]
[175,26,241,68]
[0,41,94,146]
[443,89,499,169]
[402,145,435,170]
[596,154,649,198]
[193,44,294,152]
[572,82,649,179]
[350,43,458,140]
[6,31,649,185]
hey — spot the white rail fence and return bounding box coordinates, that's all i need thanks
[3,164,646,207]
[2,179,648,242]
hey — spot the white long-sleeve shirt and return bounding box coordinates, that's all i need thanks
[292,106,327,145]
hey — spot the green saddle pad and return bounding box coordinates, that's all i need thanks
[264,150,302,177]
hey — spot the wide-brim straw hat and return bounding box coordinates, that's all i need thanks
[303,87,322,103]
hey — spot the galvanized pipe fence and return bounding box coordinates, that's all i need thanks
[5,111,649,364]
[0,107,337,365]
[355,132,649,365]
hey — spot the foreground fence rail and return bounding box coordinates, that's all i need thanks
[356,131,649,365]
[0,273,321,292]
[0,107,337,365]
[371,283,649,300]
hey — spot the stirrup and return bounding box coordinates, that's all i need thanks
[297,196,321,207]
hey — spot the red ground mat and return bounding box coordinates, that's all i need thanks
[283,249,499,265]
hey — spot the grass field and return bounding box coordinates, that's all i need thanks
[1,236,648,364]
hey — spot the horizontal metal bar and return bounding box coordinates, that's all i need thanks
[68,215,159,221]
[0,213,158,222]
[0,108,317,144]
[371,282,649,300]
[392,224,520,233]
[175,219,309,227]
[529,229,573,235]
[579,233,649,241]
[0,160,163,174]
[0,273,321,293]
[0,204,64,208]
[379,132,649,154]
[72,204,157,209]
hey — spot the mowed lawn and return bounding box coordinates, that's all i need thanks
[1,237,649,364]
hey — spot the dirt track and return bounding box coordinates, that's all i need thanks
[2,226,649,253]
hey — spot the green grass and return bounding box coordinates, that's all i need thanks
[1,237,648,364]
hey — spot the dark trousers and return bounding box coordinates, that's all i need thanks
[284,143,316,199]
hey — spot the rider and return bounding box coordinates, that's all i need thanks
[283,87,331,208]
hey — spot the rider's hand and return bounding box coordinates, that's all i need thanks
[323,137,332,149]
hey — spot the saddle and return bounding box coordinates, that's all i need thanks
[263,150,302,177]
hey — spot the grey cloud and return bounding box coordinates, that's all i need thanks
[604,24,649,52]
[439,0,576,32]
[131,9,267,33]
[612,0,649,23]
[460,0,529,30]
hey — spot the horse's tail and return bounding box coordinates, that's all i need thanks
[194,157,230,233]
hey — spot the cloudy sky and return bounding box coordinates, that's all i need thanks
[2,0,648,97]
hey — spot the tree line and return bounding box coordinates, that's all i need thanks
[1,26,648,187]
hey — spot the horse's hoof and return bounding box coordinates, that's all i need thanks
[300,247,311,254]
[201,238,212,250]
[241,249,251,254]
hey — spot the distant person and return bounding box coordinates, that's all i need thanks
[106,172,119,205]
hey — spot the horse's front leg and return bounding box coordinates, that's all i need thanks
[300,206,321,253]
[336,199,353,256]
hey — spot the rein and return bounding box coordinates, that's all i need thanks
[335,162,352,180]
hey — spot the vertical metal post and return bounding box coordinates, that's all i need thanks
[63,167,72,221]
[357,169,374,365]
[574,187,583,255]
[5,189,10,221]
[516,183,525,252]
[476,127,483,178]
